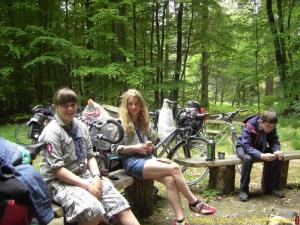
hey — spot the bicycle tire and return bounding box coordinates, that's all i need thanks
[15,122,34,144]
[167,138,209,186]
[230,132,241,173]
[90,119,124,144]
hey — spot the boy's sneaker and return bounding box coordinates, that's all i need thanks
[172,219,190,225]
[189,200,216,215]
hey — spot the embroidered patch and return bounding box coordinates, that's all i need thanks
[46,143,53,155]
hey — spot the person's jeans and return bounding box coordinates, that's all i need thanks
[236,147,283,193]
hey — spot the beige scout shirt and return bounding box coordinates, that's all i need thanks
[39,114,95,184]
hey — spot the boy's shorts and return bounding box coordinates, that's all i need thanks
[50,176,130,223]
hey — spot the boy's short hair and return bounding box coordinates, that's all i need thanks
[53,87,77,106]
[260,111,278,124]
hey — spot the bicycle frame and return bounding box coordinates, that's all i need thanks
[211,109,247,154]
[153,126,208,159]
[153,127,181,158]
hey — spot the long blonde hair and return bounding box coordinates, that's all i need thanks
[119,89,150,135]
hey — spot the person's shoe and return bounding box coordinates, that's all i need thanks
[189,200,216,215]
[270,189,285,198]
[172,218,190,225]
[239,191,249,202]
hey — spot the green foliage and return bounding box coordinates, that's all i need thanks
[24,55,64,69]
[0,0,300,122]
[291,102,300,114]
[0,124,17,142]
[202,189,220,198]
[73,63,127,79]
[0,67,14,77]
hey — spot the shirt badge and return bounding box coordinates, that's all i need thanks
[46,143,53,155]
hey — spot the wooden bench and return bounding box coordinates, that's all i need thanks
[53,169,154,220]
[174,151,300,194]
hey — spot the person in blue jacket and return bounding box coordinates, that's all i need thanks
[0,137,54,225]
[236,111,285,202]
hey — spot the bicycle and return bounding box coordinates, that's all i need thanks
[153,99,211,186]
[15,105,54,144]
[210,109,248,155]
[209,109,248,173]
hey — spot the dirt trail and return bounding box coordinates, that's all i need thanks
[141,160,300,225]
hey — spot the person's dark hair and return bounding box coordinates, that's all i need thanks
[53,87,77,106]
[260,111,278,124]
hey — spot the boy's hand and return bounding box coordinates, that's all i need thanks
[260,153,277,161]
[274,151,284,160]
[88,177,102,198]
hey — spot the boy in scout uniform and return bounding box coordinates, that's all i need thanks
[39,87,139,225]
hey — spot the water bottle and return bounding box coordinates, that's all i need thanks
[206,139,215,161]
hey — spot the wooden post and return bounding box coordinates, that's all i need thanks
[208,165,235,195]
[279,160,289,188]
[262,160,288,192]
[124,179,154,217]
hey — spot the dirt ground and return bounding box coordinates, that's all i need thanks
[140,160,300,225]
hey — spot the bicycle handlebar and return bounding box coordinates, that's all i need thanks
[210,109,248,122]
[90,119,124,144]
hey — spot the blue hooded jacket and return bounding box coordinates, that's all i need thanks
[0,137,54,224]
[236,115,280,159]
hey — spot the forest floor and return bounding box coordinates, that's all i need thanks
[140,160,300,225]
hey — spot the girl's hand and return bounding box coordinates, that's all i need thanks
[146,141,154,153]
[134,143,152,155]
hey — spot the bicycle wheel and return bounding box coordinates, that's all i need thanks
[230,132,241,173]
[168,138,209,186]
[15,122,34,144]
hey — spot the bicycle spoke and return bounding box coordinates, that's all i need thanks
[169,138,209,186]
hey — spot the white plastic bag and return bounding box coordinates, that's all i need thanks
[82,99,110,123]
[82,99,118,150]
[157,99,176,140]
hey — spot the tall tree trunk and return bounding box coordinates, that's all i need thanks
[155,2,160,106]
[214,76,219,105]
[7,1,14,26]
[287,0,295,70]
[254,3,261,112]
[159,0,167,103]
[276,0,288,84]
[173,2,183,101]
[133,3,137,67]
[112,3,126,62]
[181,0,195,81]
[200,50,209,107]
[65,0,70,38]
[164,0,170,101]
[266,0,286,84]
[200,1,209,107]
[265,75,274,96]
[220,77,225,105]
[150,1,156,106]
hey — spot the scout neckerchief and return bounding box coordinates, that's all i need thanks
[64,123,84,173]
[135,128,144,143]
[136,127,153,157]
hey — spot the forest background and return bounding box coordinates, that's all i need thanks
[0,0,300,124]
